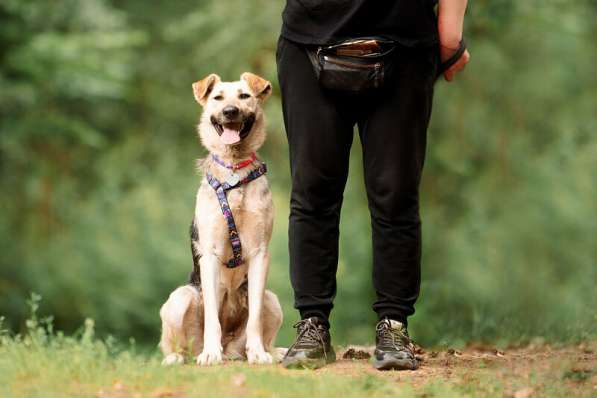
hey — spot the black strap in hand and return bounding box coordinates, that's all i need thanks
[436,39,467,79]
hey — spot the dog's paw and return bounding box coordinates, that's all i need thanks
[246,347,273,364]
[196,347,223,366]
[273,347,288,363]
[162,353,184,366]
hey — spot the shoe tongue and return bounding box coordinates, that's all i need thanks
[387,319,405,330]
[220,123,242,145]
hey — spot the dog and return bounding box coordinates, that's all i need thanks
[159,72,283,365]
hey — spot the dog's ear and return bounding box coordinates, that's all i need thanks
[192,74,221,106]
[241,72,272,101]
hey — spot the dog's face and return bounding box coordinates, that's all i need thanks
[193,73,271,154]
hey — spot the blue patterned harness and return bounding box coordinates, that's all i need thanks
[205,161,267,268]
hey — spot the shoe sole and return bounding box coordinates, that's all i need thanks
[372,357,418,371]
[282,350,336,370]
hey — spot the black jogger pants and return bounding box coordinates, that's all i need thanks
[276,36,438,326]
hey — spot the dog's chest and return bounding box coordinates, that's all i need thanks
[203,184,254,217]
[224,187,245,210]
[195,177,273,261]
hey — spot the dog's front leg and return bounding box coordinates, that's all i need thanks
[196,253,223,365]
[245,249,273,364]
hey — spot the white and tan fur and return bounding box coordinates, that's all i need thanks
[159,73,283,365]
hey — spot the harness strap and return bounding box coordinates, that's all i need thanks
[206,162,267,268]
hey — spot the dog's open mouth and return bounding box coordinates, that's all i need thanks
[211,114,255,145]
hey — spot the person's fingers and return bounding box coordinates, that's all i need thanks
[452,50,469,70]
[443,49,470,82]
[452,56,467,73]
[461,50,471,68]
[444,62,461,81]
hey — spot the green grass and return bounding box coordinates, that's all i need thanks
[1,295,594,398]
[0,320,401,398]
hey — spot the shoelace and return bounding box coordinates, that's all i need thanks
[289,319,329,359]
[376,320,414,354]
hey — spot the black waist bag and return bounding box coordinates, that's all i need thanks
[306,37,396,92]
[307,37,467,92]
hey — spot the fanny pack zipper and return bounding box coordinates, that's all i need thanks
[323,55,381,70]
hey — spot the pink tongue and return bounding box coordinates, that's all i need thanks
[221,127,241,144]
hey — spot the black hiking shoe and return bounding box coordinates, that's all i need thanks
[282,317,336,369]
[373,318,419,371]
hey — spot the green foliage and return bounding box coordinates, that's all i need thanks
[1,0,595,349]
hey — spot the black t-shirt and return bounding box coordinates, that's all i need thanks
[281,0,439,46]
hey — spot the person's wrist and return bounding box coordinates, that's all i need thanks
[438,17,463,48]
[438,27,462,49]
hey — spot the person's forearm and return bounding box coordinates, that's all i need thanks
[438,0,467,48]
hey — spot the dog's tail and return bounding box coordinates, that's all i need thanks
[188,217,202,286]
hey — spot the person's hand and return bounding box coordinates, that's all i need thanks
[440,42,470,82]
[438,0,470,82]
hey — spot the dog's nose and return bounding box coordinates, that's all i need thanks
[222,106,240,118]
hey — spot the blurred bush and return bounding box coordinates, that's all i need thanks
[1,0,595,347]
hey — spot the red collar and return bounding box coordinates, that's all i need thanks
[211,153,256,170]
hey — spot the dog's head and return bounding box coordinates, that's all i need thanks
[193,72,271,154]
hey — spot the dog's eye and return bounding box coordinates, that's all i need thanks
[238,93,251,99]
[213,95,224,101]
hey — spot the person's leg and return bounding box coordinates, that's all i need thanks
[357,46,438,325]
[276,36,355,325]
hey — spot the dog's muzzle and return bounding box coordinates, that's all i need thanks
[211,113,256,145]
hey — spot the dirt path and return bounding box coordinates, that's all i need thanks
[89,343,596,398]
[309,342,597,396]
